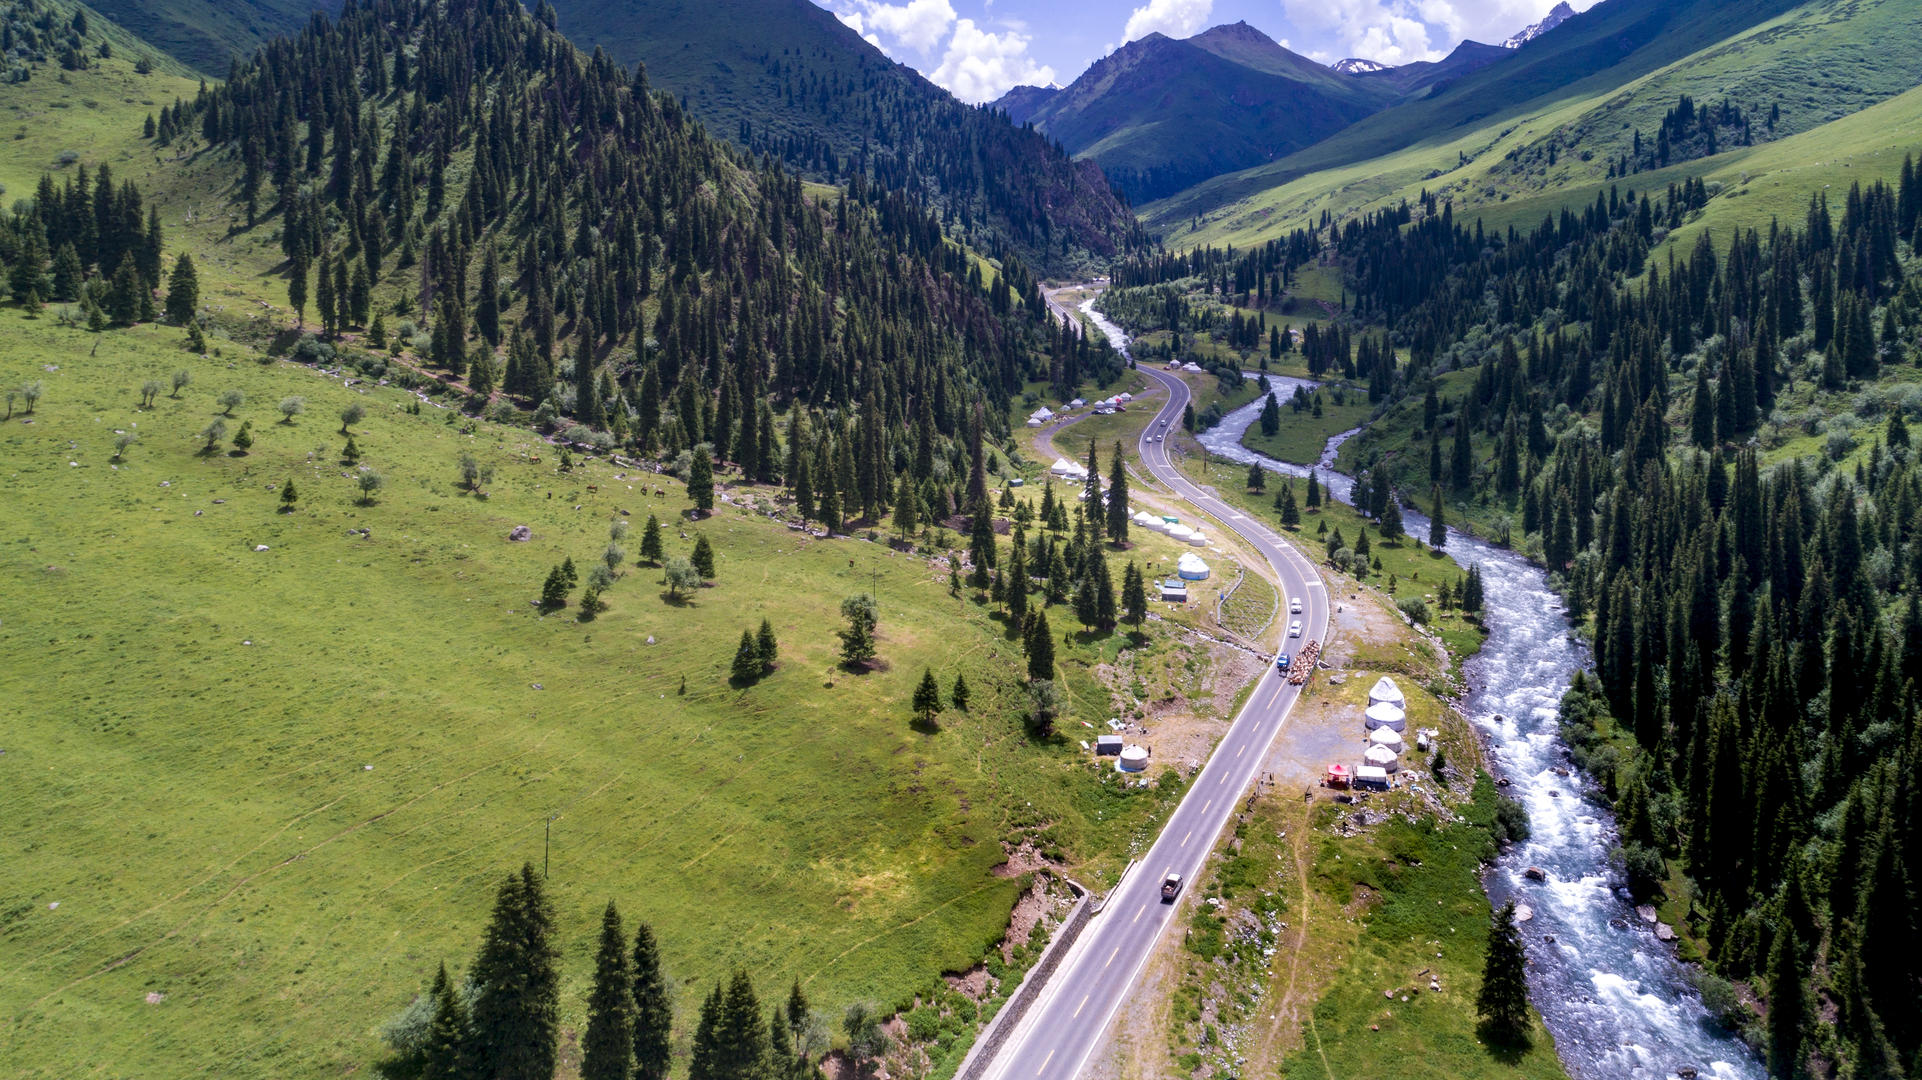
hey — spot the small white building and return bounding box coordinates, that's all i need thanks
[1176,553,1210,580]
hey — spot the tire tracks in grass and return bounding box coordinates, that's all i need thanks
[18,735,563,1011]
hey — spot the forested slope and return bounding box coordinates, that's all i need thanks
[1105,148,1922,1078]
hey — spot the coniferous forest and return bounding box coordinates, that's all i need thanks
[1108,159,1922,1076]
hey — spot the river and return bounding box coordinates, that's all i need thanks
[1082,299,1761,1080]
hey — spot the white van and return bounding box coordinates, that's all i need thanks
[1289,596,1302,614]
[1288,620,1302,638]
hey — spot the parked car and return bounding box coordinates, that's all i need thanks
[1288,620,1302,637]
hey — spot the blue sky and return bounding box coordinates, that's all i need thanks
[818,0,1596,103]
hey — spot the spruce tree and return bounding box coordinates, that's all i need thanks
[581,903,636,1080]
[1122,560,1148,630]
[165,252,199,324]
[1082,439,1104,544]
[631,923,673,1080]
[1429,486,1447,549]
[1765,926,1804,1080]
[732,629,763,685]
[639,514,664,565]
[951,672,970,711]
[1025,610,1055,681]
[1105,442,1131,545]
[464,865,560,1080]
[1477,901,1530,1046]
[420,962,465,1080]
[756,618,778,674]
[691,534,716,580]
[689,447,715,515]
[912,668,942,727]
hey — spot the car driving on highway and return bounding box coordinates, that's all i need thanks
[1160,873,1183,901]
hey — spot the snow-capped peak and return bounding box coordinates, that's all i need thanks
[1502,1,1574,48]
[1331,57,1392,74]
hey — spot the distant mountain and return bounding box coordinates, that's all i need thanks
[993,22,1396,204]
[1504,1,1576,48]
[1351,39,1510,99]
[1332,58,1392,75]
[997,85,1060,127]
[530,0,1145,274]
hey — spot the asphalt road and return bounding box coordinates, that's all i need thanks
[981,362,1332,1080]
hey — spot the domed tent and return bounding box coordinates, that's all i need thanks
[1367,676,1405,709]
[1363,702,1406,732]
[1176,553,1211,580]
[1363,744,1400,772]
[1367,726,1405,750]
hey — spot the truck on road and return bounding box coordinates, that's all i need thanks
[1160,872,1183,901]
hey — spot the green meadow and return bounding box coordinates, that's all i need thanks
[0,309,1194,1076]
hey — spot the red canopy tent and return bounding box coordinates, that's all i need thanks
[1325,763,1351,788]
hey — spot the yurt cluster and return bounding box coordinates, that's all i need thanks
[1328,677,1407,790]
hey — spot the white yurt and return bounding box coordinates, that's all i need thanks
[1367,676,1405,709]
[1176,553,1210,580]
[1363,701,1406,732]
[1132,510,1157,529]
[1363,744,1400,772]
[1049,457,1077,476]
[1185,530,1209,546]
[1118,745,1151,772]
[1368,726,1406,750]
[1166,524,1196,542]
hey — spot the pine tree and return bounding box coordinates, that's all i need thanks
[639,515,664,565]
[1379,493,1404,541]
[464,866,560,1080]
[1476,901,1530,1045]
[1246,461,1266,492]
[1429,486,1447,549]
[1278,482,1300,527]
[951,672,970,711]
[279,477,298,511]
[1756,923,1803,1077]
[1082,439,1104,544]
[419,963,466,1080]
[689,447,715,515]
[912,668,942,727]
[891,474,918,539]
[1451,425,1474,490]
[691,534,716,580]
[581,903,636,1080]
[732,629,763,685]
[165,252,199,324]
[1122,560,1148,630]
[1306,470,1321,509]
[1259,392,1281,436]
[631,923,672,1080]
[1025,610,1055,681]
[1105,442,1131,545]
[756,618,778,674]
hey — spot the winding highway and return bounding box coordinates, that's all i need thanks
[981,316,1331,1080]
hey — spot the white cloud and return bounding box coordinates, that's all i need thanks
[1122,0,1213,43]
[836,0,957,56]
[1281,0,1599,64]
[930,18,1057,103]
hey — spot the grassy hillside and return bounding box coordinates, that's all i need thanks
[76,0,334,76]
[0,304,1204,1075]
[1143,0,1922,249]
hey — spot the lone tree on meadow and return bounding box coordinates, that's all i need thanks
[112,432,137,460]
[217,388,244,416]
[838,593,879,669]
[278,396,305,424]
[1477,900,1531,1047]
[200,419,227,453]
[638,514,664,564]
[459,453,494,495]
[1246,462,1266,493]
[230,420,253,454]
[662,556,701,601]
[339,402,365,434]
[755,618,778,675]
[690,534,716,580]
[356,469,384,505]
[540,565,572,610]
[912,668,943,728]
[279,478,298,512]
[951,672,970,711]
[140,379,163,408]
[170,369,192,398]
